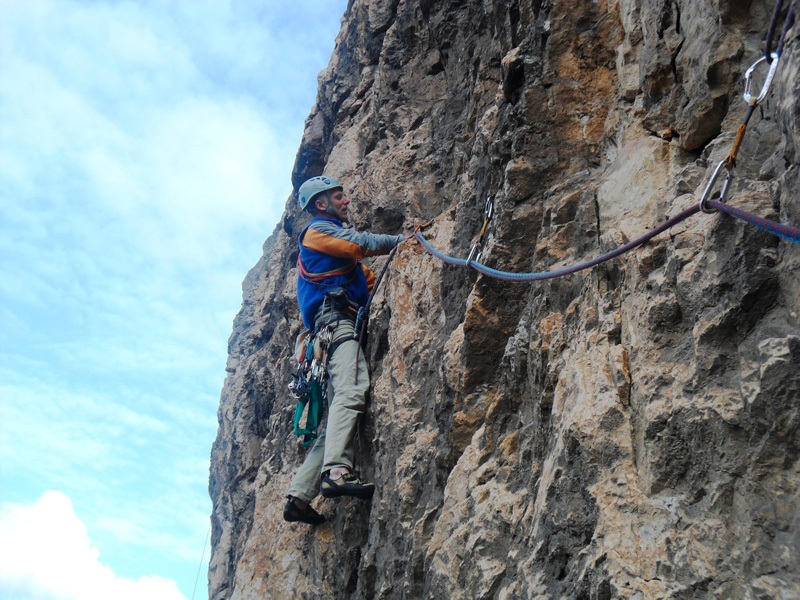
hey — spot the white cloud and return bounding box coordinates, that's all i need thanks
[0,492,187,600]
[0,0,347,595]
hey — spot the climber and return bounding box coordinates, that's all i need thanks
[283,175,405,526]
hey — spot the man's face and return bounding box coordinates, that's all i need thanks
[316,189,350,222]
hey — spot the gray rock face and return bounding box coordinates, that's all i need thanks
[209,1,800,598]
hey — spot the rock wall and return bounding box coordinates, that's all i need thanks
[209,1,800,598]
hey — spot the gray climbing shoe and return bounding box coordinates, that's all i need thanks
[320,472,375,499]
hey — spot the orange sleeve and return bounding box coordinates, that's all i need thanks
[302,228,365,258]
[362,264,377,293]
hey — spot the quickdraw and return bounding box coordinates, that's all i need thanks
[467,197,494,264]
[724,1,794,171]
[666,0,796,228]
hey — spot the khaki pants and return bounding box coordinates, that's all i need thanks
[287,320,369,502]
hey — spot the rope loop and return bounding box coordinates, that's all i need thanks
[775,2,796,57]
[765,0,785,61]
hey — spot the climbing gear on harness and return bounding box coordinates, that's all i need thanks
[320,471,376,499]
[298,175,343,211]
[283,497,325,525]
[289,309,359,446]
[289,324,334,447]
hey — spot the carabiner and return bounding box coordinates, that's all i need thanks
[743,53,780,106]
[467,242,482,265]
[699,160,733,214]
[484,196,494,222]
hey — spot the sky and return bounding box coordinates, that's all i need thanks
[0,1,348,598]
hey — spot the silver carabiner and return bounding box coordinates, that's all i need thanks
[699,160,733,213]
[467,242,482,264]
[484,196,494,221]
[743,52,780,106]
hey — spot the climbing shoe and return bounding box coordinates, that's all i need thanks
[283,498,325,525]
[320,472,375,499]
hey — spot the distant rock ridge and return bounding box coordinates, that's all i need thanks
[209,1,800,598]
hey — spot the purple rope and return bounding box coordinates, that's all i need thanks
[415,204,701,282]
[414,232,469,268]
[766,0,796,60]
[776,1,796,57]
[765,0,784,61]
[708,200,800,244]
[415,201,800,283]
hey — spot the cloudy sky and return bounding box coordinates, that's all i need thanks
[0,1,347,598]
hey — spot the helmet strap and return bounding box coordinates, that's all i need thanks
[324,192,338,217]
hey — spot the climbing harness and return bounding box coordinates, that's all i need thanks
[414,1,800,280]
[290,242,403,431]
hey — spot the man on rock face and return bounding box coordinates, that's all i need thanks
[283,175,404,525]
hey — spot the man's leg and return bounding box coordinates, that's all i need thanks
[322,325,369,472]
[287,428,326,503]
[285,429,326,525]
[319,321,374,498]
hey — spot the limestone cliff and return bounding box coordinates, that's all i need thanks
[209,1,800,598]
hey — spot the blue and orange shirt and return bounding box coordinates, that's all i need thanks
[297,217,404,329]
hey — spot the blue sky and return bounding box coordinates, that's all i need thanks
[0,1,348,598]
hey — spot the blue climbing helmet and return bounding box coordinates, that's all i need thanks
[298,175,343,211]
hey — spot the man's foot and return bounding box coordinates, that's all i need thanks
[320,472,375,499]
[283,497,325,525]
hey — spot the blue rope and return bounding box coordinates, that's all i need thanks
[415,204,701,282]
[414,232,469,268]
[415,201,800,283]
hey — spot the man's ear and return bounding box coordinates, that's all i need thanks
[314,196,329,212]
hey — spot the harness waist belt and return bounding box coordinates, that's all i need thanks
[297,255,358,282]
